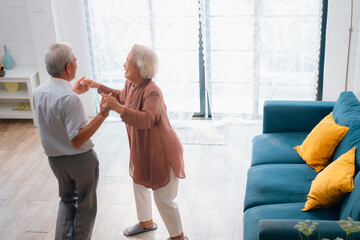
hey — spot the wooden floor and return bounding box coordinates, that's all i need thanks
[0,118,261,240]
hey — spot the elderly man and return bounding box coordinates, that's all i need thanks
[33,42,108,240]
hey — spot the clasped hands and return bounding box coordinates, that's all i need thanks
[74,78,122,117]
[99,93,118,117]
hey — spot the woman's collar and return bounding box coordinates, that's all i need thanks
[133,78,151,90]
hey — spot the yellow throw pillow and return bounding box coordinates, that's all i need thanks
[294,112,349,172]
[302,146,355,211]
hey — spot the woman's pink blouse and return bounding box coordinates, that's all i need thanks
[98,79,186,189]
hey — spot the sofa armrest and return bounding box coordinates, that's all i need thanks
[259,219,360,240]
[263,101,335,133]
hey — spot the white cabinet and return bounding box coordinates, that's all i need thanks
[0,67,40,126]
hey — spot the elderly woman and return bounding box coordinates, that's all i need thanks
[83,44,187,240]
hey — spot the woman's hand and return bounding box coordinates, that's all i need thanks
[101,93,125,115]
[72,76,89,94]
[99,94,110,117]
[82,79,101,89]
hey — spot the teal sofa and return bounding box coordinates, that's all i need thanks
[243,92,360,240]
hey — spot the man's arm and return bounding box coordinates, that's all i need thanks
[71,112,107,148]
[70,97,109,148]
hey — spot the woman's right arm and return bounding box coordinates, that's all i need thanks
[82,79,126,104]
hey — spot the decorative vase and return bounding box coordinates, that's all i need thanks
[2,45,14,69]
[4,82,19,92]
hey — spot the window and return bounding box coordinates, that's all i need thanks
[84,0,327,120]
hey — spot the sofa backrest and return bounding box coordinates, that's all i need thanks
[333,121,360,171]
[332,91,360,127]
[340,172,360,221]
[262,101,334,133]
[335,92,360,221]
[332,92,360,171]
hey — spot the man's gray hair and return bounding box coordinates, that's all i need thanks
[45,42,74,76]
[131,44,159,79]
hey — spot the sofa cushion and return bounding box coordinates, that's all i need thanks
[244,164,317,211]
[332,91,360,126]
[251,132,308,166]
[294,112,349,172]
[302,147,355,211]
[333,121,360,171]
[340,172,360,221]
[243,202,340,240]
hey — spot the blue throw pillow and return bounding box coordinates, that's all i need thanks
[332,91,360,126]
[333,120,360,171]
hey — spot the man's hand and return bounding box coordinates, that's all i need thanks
[82,79,101,89]
[72,76,89,94]
[100,93,125,115]
[100,93,116,109]
[99,93,111,117]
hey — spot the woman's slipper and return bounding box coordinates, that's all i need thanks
[123,223,158,236]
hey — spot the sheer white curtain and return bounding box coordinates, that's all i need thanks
[207,0,323,119]
[84,0,199,119]
[84,0,324,120]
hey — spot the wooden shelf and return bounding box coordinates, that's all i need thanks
[0,102,33,119]
[0,67,39,81]
[0,66,40,125]
[0,84,29,99]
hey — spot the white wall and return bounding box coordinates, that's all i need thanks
[0,0,95,116]
[52,0,96,116]
[26,0,58,86]
[0,0,36,66]
[323,0,360,100]
[354,5,360,96]
[0,0,359,116]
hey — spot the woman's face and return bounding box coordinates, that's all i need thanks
[123,51,142,84]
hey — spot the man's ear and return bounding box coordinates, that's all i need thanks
[66,63,71,74]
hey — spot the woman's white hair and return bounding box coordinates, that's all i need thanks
[131,44,159,79]
[45,42,74,76]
